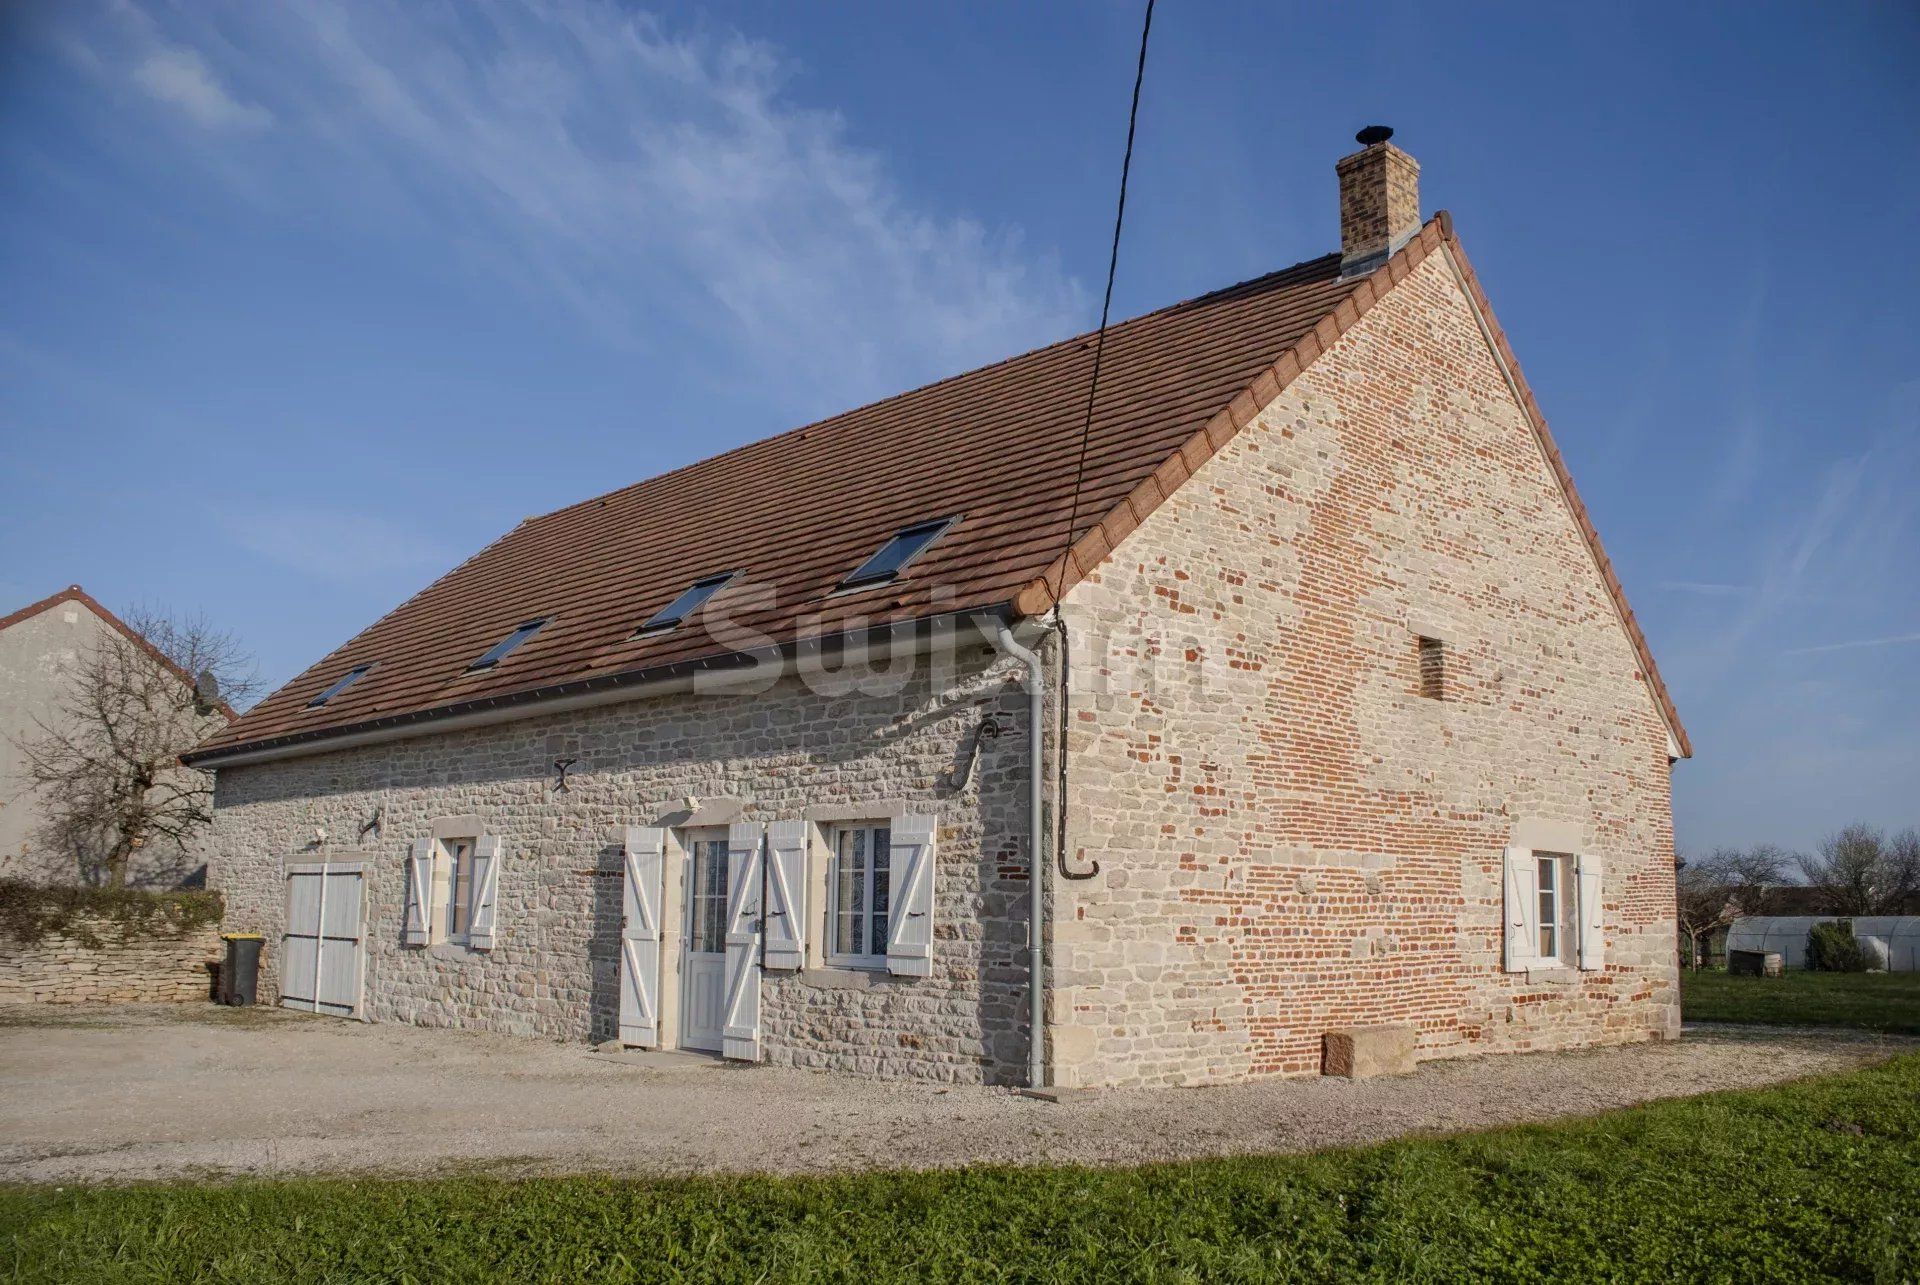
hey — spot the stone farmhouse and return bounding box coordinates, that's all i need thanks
[189,131,1689,1089]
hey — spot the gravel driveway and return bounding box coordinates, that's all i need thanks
[2,1005,1910,1185]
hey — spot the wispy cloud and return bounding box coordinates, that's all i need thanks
[132,44,272,133]
[1658,580,1752,598]
[66,0,1083,409]
[1667,390,1920,686]
[219,506,457,586]
[1786,632,1920,657]
[1699,267,1770,516]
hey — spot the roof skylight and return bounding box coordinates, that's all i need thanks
[637,572,737,635]
[841,518,954,589]
[469,618,548,670]
[307,664,373,708]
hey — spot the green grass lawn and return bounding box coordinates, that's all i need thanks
[1682,967,1920,1034]
[5,1055,1919,1283]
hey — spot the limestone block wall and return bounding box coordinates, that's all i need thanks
[1050,247,1680,1088]
[0,920,223,1004]
[205,645,1040,1084]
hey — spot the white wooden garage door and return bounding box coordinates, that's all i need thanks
[281,861,368,1018]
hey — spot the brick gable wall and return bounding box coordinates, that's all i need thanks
[1050,248,1680,1088]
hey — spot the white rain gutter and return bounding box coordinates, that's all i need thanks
[988,618,1048,1090]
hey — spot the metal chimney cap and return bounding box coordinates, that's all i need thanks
[1355,125,1394,146]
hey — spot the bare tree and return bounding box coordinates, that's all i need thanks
[11,607,257,887]
[1675,854,1730,972]
[1798,824,1920,916]
[1721,843,1791,911]
[1889,828,1920,911]
[1674,845,1788,969]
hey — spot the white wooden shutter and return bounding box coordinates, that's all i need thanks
[1575,853,1605,970]
[1502,846,1536,972]
[403,839,433,946]
[763,819,808,970]
[619,826,666,1047]
[467,835,503,949]
[720,821,765,1061]
[886,814,937,978]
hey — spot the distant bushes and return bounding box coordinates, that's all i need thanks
[1807,920,1870,973]
[0,879,223,949]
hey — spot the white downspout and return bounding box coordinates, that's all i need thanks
[990,618,1048,1090]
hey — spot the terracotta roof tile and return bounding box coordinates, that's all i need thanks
[196,252,1364,758]
[194,217,1688,761]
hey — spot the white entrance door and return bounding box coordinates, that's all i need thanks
[679,835,729,1052]
[281,861,368,1018]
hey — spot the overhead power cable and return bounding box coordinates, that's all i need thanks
[1051,0,1155,603]
[1049,0,1155,884]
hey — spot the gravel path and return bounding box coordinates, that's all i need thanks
[1,1005,1910,1185]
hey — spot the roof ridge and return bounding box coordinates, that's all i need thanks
[0,585,89,635]
[526,252,1345,526]
[1011,212,1690,758]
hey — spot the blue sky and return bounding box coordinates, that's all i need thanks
[1,1,1914,855]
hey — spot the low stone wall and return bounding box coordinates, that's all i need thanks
[0,918,224,1005]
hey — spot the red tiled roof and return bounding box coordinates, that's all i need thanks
[192,216,1688,762]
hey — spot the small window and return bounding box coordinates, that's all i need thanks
[443,838,476,939]
[470,618,548,670]
[637,572,737,634]
[828,823,892,968]
[308,664,372,707]
[1417,635,1445,700]
[841,518,954,588]
[1536,854,1574,965]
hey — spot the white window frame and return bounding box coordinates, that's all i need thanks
[1511,848,1578,970]
[440,836,478,944]
[682,830,732,958]
[825,822,892,970]
[1536,853,1563,964]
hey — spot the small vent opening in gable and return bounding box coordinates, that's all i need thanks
[1417,635,1446,700]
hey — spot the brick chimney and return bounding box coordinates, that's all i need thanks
[1337,125,1420,275]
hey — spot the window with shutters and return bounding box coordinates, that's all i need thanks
[1506,847,1587,971]
[827,823,891,969]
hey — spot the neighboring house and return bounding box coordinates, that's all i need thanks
[0,586,220,884]
[188,130,1689,1089]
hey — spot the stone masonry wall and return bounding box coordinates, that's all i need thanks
[1049,248,1680,1088]
[0,919,223,1004]
[206,646,1040,1084]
